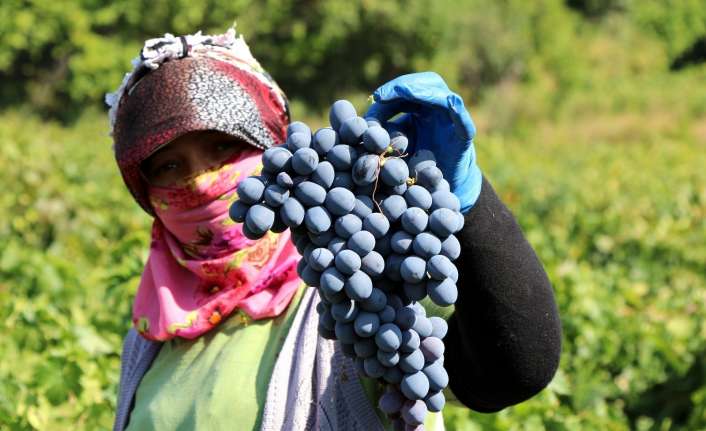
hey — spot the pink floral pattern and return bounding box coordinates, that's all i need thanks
[132,150,301,341]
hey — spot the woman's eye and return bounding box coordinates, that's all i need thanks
[215,140,237,152]
[153,161,178,176]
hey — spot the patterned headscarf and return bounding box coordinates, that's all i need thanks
[105,29,302,341]
[106,28,290,214]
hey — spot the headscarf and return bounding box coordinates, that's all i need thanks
[106,28,302,341]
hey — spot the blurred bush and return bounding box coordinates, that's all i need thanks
[1,0,705,430]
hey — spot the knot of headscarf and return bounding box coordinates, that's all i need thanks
[132,150,302,341]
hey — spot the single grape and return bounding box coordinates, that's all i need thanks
[401,400,427,426]
[354,338,377,358]
[304,206,332,234]
[334,213,362,239]
[400,207,428,235]
[390,231,413,254]
[384,253,405,281]
[363,356,386,378]
[294,181,327,207]
[404,185,432,210]
[408,150,436,175]
[291,147,319,175]
[330,298,357,323]
[383,365,404,385]
[320,267,345,295]
[400,256,427,283]
[365,117,382,128]
[312,127,338,156]
[229,201,249,223]
[379,305,396,323]
[276,172,294,189]
[429,316,448,339]
[262,147,293,174]
[423,361,449,392]
[360,287,386,312]
[416,165,443,189]
[430,190,461,212]
[309,247,334,271]
[390,131,409,154]
[381,195,407,223]
[424,391,445,413]
[420,337,445,363]
[334,321,358,344]
[327,145,358,170]
[400,371,430,400]
[264,184,289,207]
[378,387,404,415]
[411,302,426,316]
[340,116,369,144]
[327,236,347,255]
[318,309,335,331]
[412,315,433,338]
[324,187,356,216]
[400,328,421,352]
[360,251,385,278]
[426,255,454,280]
[377,349,400,367]
[348,230,376,256]
[344,270,373,301]
[287,121,310,137]
[403,282,426,302]
[375,323,403,352]
[352,196,374,219]
[302,243,317,262]
[362,126,390,154]
[412,232,442,259]
[311,161,335,189]
[334,249,362,275]
[399,348,425,373]
[433,179,450,193]
[454,211,465,234]
[329,100,357,132]
[237,177,266,204]
[245,204,275,236]
[354,311,380,337]
[440,234,461,260]
[299,263,321,287]
[380,158,409,186]
[287,131,311,153]
[362,213,390,239]
[427,278,458,307]
[428,208,458,238]
[352,154,380,186]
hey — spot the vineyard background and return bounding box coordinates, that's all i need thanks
[1,0,705,430]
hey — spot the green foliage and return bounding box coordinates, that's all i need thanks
[1,1,706,430]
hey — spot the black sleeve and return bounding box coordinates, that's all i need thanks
[444,176,562,413]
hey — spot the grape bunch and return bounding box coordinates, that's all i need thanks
[229,100,464,429]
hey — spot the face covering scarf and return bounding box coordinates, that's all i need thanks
[132,149,302,341]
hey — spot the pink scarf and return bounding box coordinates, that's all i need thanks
[132,149,302,341]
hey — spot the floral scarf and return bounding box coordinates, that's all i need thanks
[132,149,302,341]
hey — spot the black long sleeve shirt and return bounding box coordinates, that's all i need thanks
[445,176,562,412]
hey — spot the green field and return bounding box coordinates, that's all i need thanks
[1,1,705,430]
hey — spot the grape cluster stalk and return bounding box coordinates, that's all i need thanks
[229,100,464,430]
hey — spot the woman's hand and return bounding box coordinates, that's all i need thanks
[365,72,482,213]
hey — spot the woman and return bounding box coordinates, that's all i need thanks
[108,28,562,430]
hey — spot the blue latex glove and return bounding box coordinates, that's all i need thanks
[365,72,482,214]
